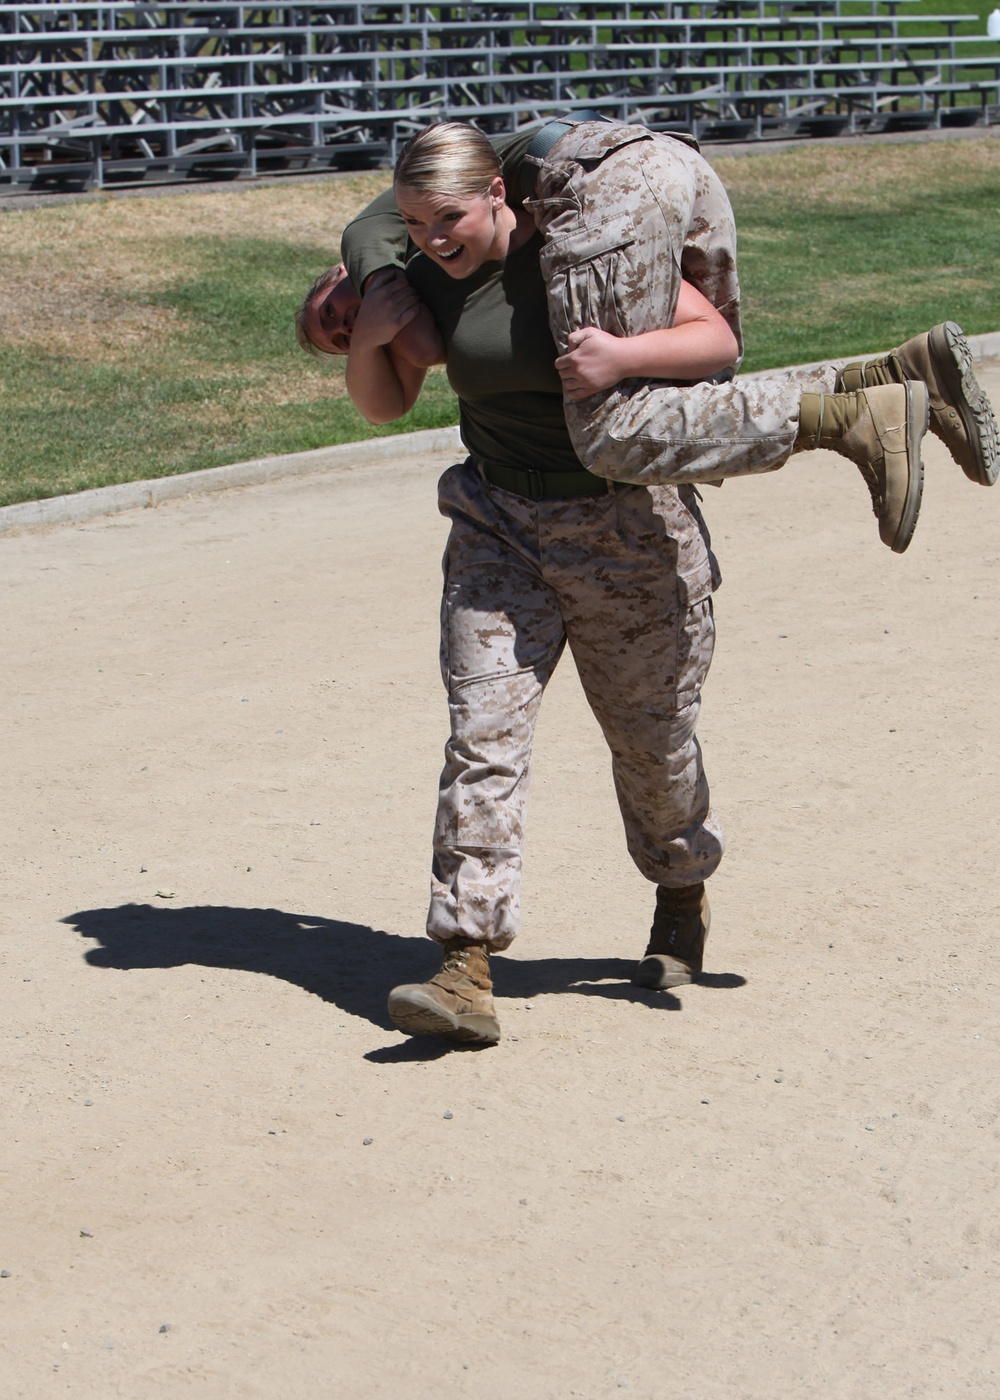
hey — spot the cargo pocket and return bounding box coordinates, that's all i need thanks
[539,210,638,342]
[675,559,716,709]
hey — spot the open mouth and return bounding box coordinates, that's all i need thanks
[437,246,463,262]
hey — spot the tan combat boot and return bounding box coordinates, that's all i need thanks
[388,937,501,1045]
[633,883,710,990]
[837,322,999,487]
[796,382,928,553]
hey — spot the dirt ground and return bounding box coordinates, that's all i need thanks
[3,368,999,1398]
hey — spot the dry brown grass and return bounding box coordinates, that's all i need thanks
[713,136,1000,208]
[0,172,387,364]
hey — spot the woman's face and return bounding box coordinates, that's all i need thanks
[394,177,509,279]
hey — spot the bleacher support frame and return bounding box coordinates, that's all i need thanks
[2,2,998,191]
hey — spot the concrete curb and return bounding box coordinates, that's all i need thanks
[3,332,998,535]
[0,425,463,534]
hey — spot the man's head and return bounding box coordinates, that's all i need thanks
[295,263,362,358]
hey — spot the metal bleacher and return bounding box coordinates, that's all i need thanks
[2,2,998,191]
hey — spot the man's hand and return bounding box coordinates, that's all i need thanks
[355,267,445,367]
[555,326,627,401]
[352,268,423,351]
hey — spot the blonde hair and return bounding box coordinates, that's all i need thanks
[294,264,347,361]
[393,122,501,201]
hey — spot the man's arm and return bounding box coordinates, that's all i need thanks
[341,187,414,297]
[554,279,740,402]
[339,188,445,369]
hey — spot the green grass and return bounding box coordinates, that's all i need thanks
[0,228,457,506]
[1,135,999,507]
[0,343,457,507]
[729,149,1000,370]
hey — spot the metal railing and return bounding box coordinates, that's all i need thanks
[2,3,997,189]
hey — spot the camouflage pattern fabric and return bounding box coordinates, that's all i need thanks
[527,122,837,483]
[427,461,725,949]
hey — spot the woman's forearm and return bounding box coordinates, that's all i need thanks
[389,303,445,368]
[345,344,426,424]
[343,270,433,422]
[612,320,739,381]
[555,277,740,400]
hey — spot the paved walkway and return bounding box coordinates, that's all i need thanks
[2,361,999,1398]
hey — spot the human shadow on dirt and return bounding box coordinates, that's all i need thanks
[61,903,746,1054]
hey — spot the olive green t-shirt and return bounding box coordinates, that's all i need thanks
[407,232,582,474]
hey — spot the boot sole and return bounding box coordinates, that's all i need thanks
[887,379,928,555]
[632,955,696,990]
[387,987,501,1045]
[632,901,710,990]
[928,322,1000,487]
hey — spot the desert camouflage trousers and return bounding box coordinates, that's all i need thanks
[427,460,725,950]
[527,121,837,484]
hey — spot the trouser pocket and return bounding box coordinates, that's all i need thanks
[538,210,639,345]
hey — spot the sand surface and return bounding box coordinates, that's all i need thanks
[3,370,999,1398]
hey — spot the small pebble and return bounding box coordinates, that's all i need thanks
[701,1099,709,1105]
[159,1324,171,1334]
[864,1123,876,1131]
[443,1110,453,1120]
[519,1198,528,1206]
[774,1076,783,1084]
[80,1229,93,1238]
[616,1115,625,1122]
[1,1270,10,1278]
[362,1137,373,1146]
[84,1100,94,1107]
